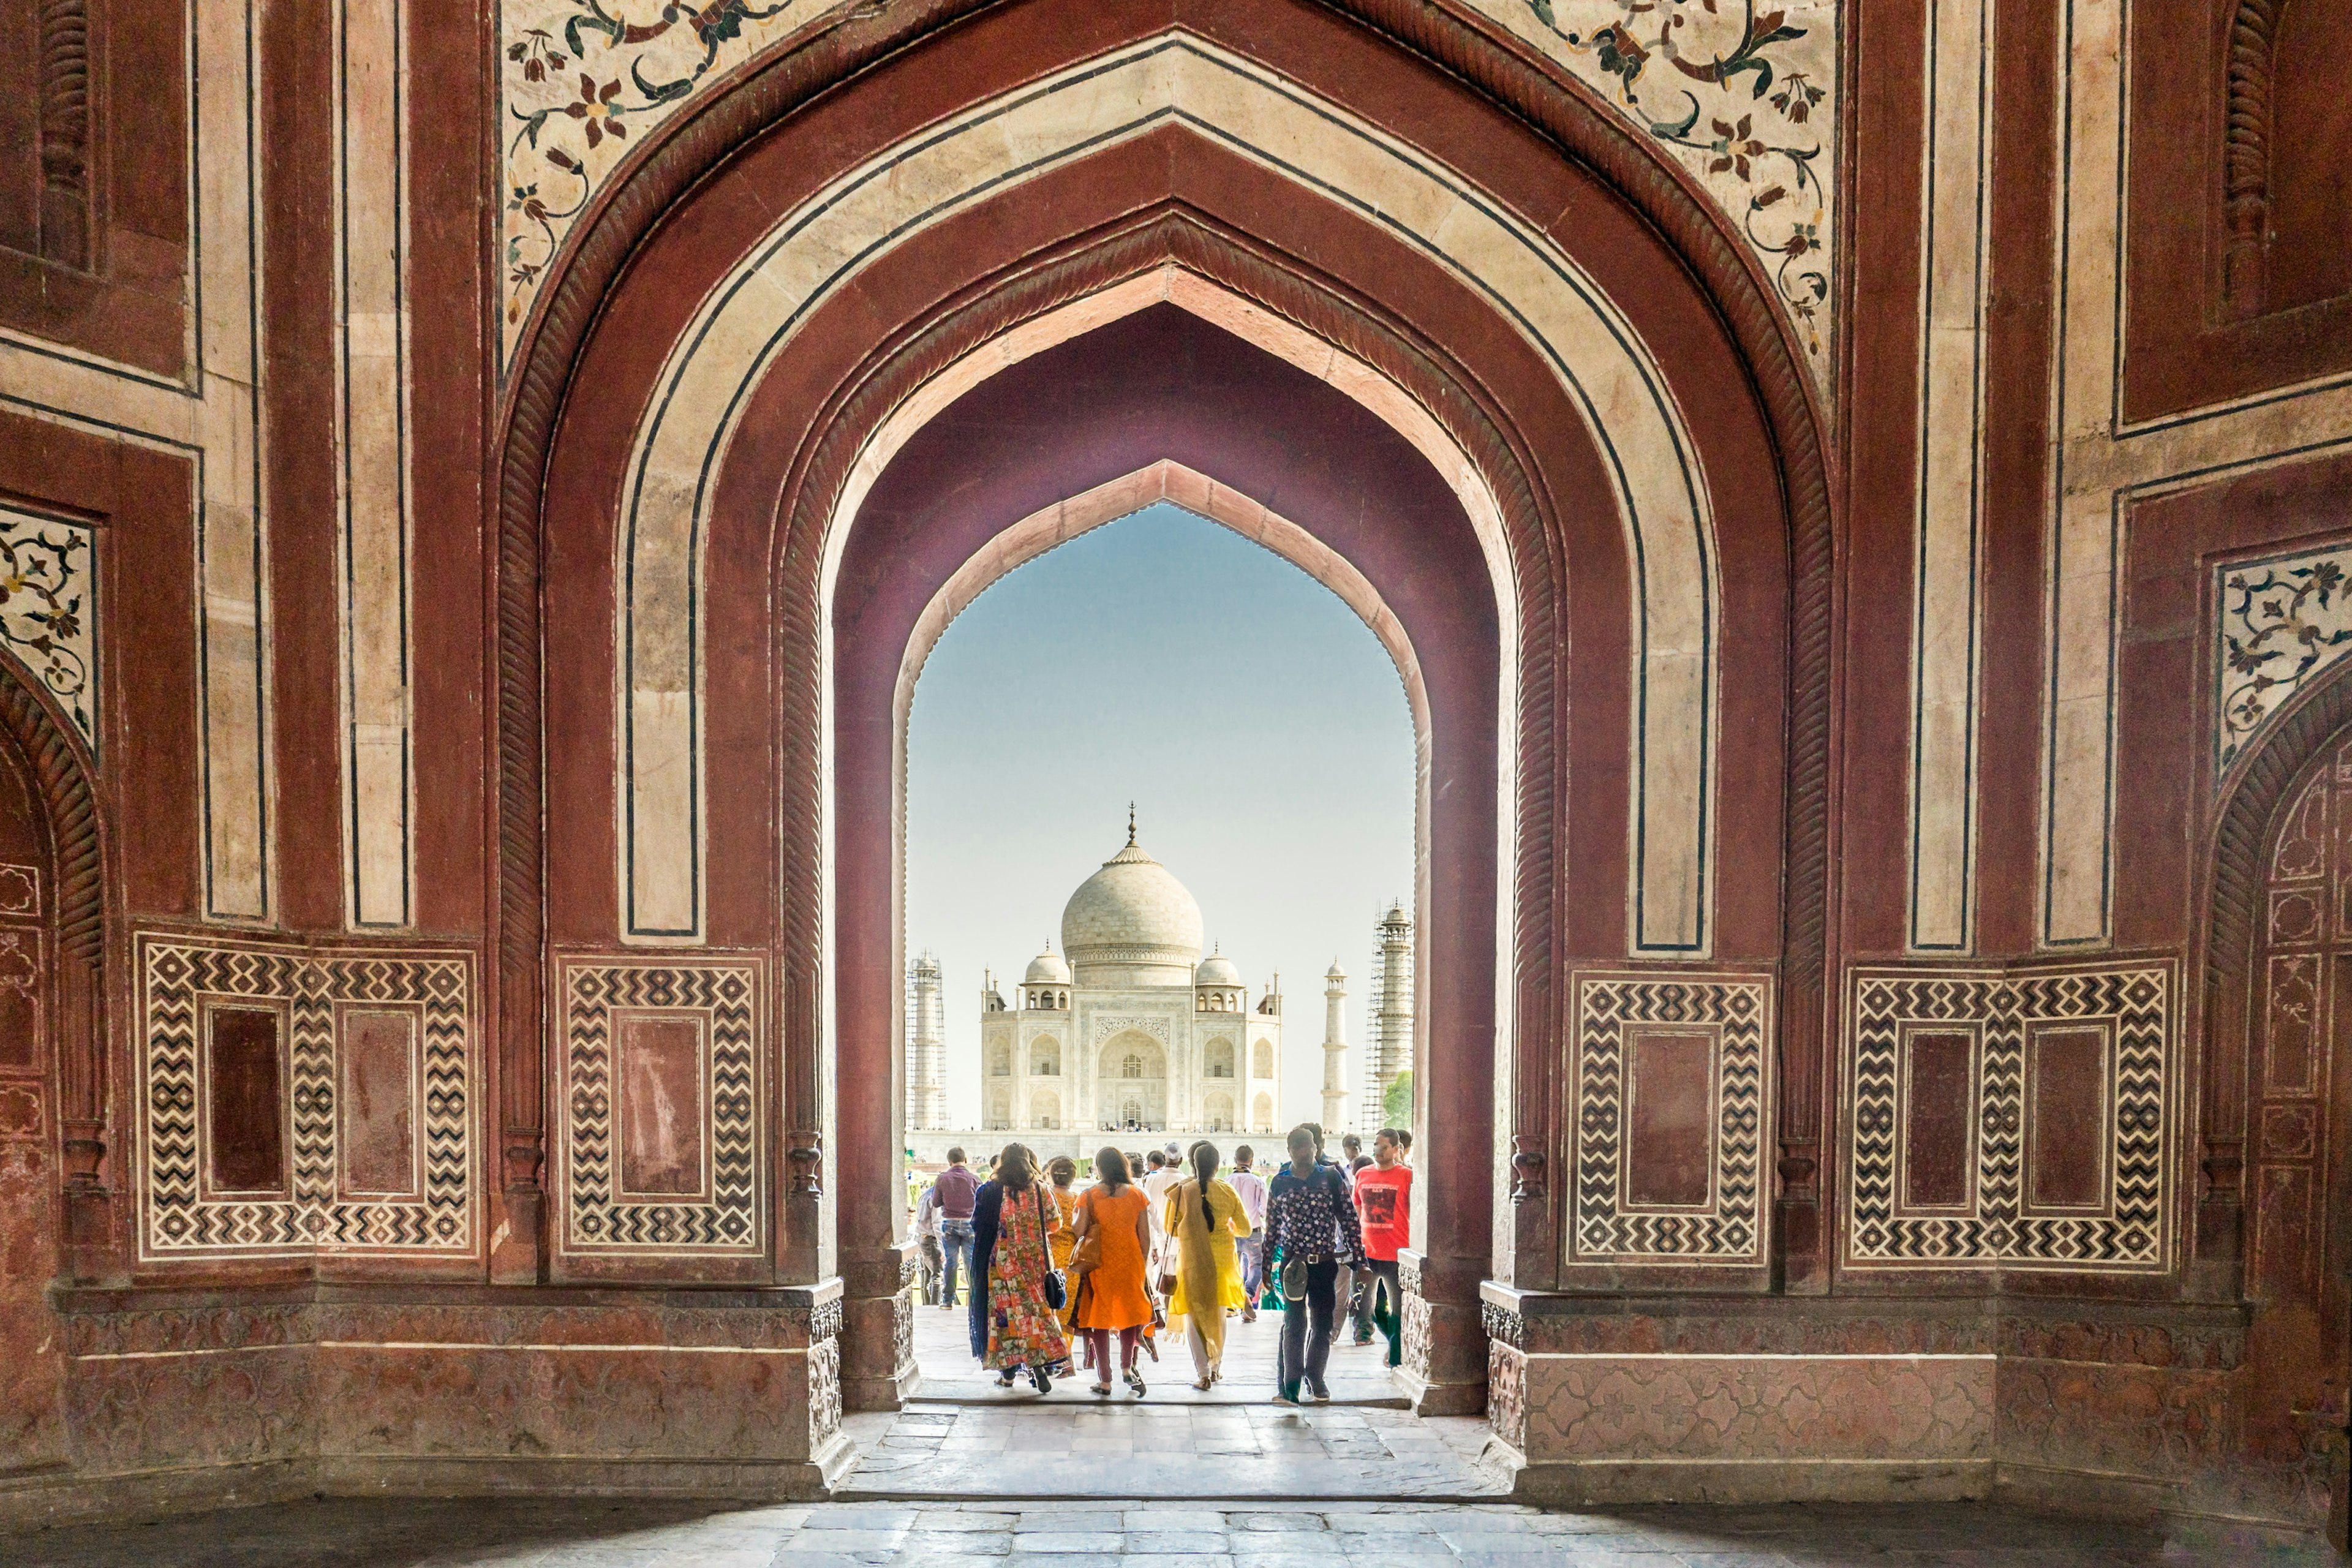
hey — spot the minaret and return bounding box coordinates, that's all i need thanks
[1362,902,1414,1129]
[907,950,946,1130]
[1321,960,1349,1133]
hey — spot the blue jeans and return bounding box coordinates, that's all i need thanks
[1235,1235,1266,1301]
[940,1220,974,1306]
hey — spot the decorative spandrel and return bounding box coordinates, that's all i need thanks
[2218,543,2352,773]
[0,507,95,753]
[499,0,1841,388]
[1461,0,1837,375]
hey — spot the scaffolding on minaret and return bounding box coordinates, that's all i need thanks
[905,950,946,1131]
[1359,902,1414,1131]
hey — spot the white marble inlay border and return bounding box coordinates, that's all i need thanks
[1906,0,1992,954]
[616,36,1719,957]
[336,0,415,930]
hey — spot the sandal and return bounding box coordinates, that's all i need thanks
[1091,1381,1112,1396]
[1193,1375,1213,1391]
[1031,1367,1053,1395]
[995,1371,1016,1389]
[1126,1368,1147,1397]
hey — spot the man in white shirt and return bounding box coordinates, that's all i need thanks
[1142,1148,1183,1243]
[1227,1144,1269,1322]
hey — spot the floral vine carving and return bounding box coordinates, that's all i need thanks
[0,509,94,751]
[1502,0,1833,361]
[2219,546,2352,771]
[500,0,1838,380]
[502,0,812,365]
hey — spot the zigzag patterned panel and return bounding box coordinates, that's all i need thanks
[558,956,763,1254]
[138,933,476,1259]
[1845,962,2171,1272]
[1570,972,1772,1265]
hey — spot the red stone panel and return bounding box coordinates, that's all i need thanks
[0,0,187,374]
[338,1008,418,1199]
[205,1006,287,1196]
[2260,1,2352,317]
[1901,1031,1975,1211]
[617,1012,706,1200]
[2122,0,2352,416]
[2024,1026,2108,1210]
[1624,1030,1713,1208]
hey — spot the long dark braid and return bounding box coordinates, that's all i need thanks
[1190,1140,1218,1232]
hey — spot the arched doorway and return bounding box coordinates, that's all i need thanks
[2239,729,2352,1522]
[1098,1031,1169,1129]
[513,0,1823,1433]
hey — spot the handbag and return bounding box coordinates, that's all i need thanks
[1036,1186,1068,1311]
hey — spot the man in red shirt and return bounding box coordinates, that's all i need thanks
[1350,1127,1412,1366]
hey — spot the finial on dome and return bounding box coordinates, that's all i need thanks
[1127,802,1136,846]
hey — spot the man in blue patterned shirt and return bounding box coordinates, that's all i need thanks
[1265,1123,1363,1404]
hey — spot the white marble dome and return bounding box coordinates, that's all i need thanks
[1195,949,1242,986]
[1061,837,1204,986]
[1023,944,1072,986]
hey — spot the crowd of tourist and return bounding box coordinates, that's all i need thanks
[910,1123,1414,1403]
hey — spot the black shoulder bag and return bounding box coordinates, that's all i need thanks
[1037,1185,1068,1310]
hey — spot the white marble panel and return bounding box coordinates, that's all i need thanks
[1907,0,1992,952]
[338,0,413,928]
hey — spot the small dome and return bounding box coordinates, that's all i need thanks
[1196,949,1242,987]
[1061,831,1204,986]
[1325,959,1347,979]
[1024,944,1072,986]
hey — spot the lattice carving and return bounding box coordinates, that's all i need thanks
[557,955,763,1253]
[137,934,475,1257]
[1570,972,1771,1264]
[1845,962,2171,1270]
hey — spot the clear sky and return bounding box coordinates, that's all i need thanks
[906,503,1415,1129]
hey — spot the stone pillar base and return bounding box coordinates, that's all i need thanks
[842,1238,921,1411]
[1395,1250,1487,1416]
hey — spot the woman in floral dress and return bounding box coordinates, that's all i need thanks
[982,1143,1068,1392]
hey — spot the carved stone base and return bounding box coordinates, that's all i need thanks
[12,1282,854,1529]
[1479,1283,2307,1526]
[1393,1250,1487,1416]
[842,1240,922,1411]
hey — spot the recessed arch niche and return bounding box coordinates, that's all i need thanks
[520,0,1819,1411]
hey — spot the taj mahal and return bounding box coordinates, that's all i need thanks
[903,821,1409,1165]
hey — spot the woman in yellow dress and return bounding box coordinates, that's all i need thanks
[1163,1139,1252,1390]
[1044,1156,1086,1355]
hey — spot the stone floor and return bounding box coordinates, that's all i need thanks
[905,1292,1401,1406]
[1,1495,2336,1566]
[841,1306,1505,1499]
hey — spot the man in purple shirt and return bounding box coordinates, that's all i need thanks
[931,1148,979,1310]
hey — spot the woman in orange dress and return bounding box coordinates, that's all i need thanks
[1070,1145,1156,1396]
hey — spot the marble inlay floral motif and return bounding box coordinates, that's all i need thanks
[500,0,812,368]
[1464,0,1836,369]
[2217,543,2352,771]
[498,0,1839,379]
[0,506,95,750]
